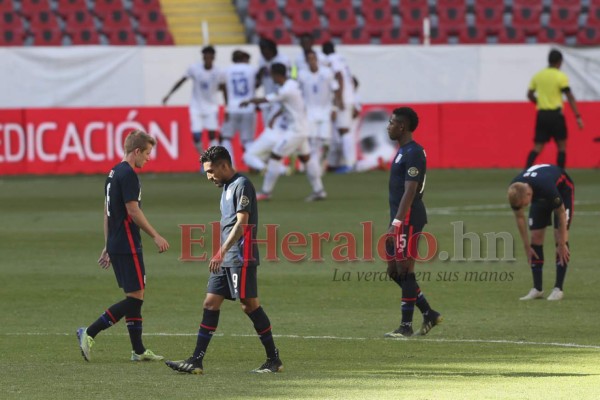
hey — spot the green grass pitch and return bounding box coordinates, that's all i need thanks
[1,169,599,399]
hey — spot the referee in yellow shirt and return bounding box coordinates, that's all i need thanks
[526,49,584,169]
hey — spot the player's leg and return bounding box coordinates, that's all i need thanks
[205,111,220,148]
[553,111,568,169]
[301,138,327,201]
[220,114,238,165]
[190,111,204,155]
[335,106,356,173]
[260,132,303,198]
[243,127,279,172]
[548,178,574,300]
[239,113,257,151]
[526,111,549,168]
[520,226,547,300]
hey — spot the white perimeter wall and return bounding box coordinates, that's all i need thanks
[1,44,599,108]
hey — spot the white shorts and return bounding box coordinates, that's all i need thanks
[308,118,333,142]
[334,106,353,130]
[222,112,256,144]
[244,127,282,161]
[190,110,219,133]
[272,131,310,158]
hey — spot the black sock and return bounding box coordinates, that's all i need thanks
[557,151,566,169]
[125,297,145,355]
[248,306,277,359]
[415,285,432,315]
[389,271,402,288]
[87,298,130,338]
[193,309,220,360]
[531,244,544,291]
[526,150,539,168]
[554,242,568,290]
[400,273,417,325]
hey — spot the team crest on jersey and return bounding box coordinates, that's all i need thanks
[408,167,419,177]
[226,189,233,200]
[239,195,250,207]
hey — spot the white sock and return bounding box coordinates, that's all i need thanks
[305,156,324,193]
[262,158,282,194]
[341,132,356,168]
[221,139,235,166]
[243,151,266,171]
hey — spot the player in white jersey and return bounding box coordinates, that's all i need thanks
[297,50,339,179]
[221,50,259,162]
[241,63,326,202]
[163,46,224,155]
[294,32,329,73]
[323,41,357,172]
[257,38,291,126]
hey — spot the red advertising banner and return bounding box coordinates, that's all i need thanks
[1,103,599,175]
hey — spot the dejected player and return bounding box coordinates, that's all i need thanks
[383,107,443,338]
[508,164,574,301]
[165,146,283,374]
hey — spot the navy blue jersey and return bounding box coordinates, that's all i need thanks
[220,173,259,267]
[511,164,566,209]
[389,140,427,222]
[105,162,142,254]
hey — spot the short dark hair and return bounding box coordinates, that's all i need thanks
[549,49,562,64]
[270,63,287,77]
[200,146,232,165]
[259,37,277,54]
[232,49,247,62]
[392,107,419,132]
[322,41,335,55]
[202,45,216,55]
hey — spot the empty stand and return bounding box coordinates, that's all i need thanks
[380,27,411,44]
[436,0,467,34]
[248,0,279,19]
[548,0,580,35]
[290,7,322,34]
[1,10,24,29]
[576,26,600,45]
[511,0,543,35]
[56,0,88,14]
[363,5,394,36]
[497,26,525,43]
[285,0,316,18]
[457,25,487,43]
[0,0,14,11]
[400,0,429,34]
[473,0,505,34]
[255,25,292,43]
[536,26,565,43]
[327,7,358,35]
[66,26,101,44]
[138,25,174,44]
[30,28,63,45]
[0,27,25,45]
[341,27,370,43]
[104,26,137,44]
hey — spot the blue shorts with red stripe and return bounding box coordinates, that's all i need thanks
[207,265,258,300]
[110,252,146,292]
[386,205,427,261]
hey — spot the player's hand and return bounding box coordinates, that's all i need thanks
[386,224,400,245]
[576,116,584,130]
[153,235,170,253]
[240,100,250,108]
[526,245,539,265]
[98,247,111,269]
[209,251,224,273]
[556,243,570,266]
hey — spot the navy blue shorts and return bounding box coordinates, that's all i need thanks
[529,173,574,230]
[207,265,258,300]
[386,206,427,261]
[110,253,146,293]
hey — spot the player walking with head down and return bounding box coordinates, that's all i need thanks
[77,129,170,362]
[165,146,283,374]
[384,107,443,338]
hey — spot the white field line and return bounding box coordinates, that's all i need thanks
[428,201,600,216]
[4,332,600,350]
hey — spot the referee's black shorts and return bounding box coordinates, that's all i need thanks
[534,109,567,143]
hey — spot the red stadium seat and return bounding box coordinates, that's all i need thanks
[104,26,138,44]
[248,0,279,19]
[94,0,125,12]
[96,8,131,29]
[429,26,449,43]
[497,26,525,43]
[131,0,162,10]
[322,0,353,16]
[0,0,14,12]
[302,27,331,44]
[290,8,322,34]
[136,9,168,28]
[137,25,174,45]
[473,0,504,34]
[66,26,101,44]
[536,27,565,43]
[285,0,316,18]
[587,2,600,27]
[62,9,95,30]
[548,0,580,35]
[255,25,293,43]
[1,10,24,29]
[254,8,285,33]
[363,6,394,36]
[457,25,487,43]
[341,27,370,43]
[31,28,64,45]
[363,0,391,7]
[437,0,467,32]
[26,10,61,30]
[511,0,543,34]
[0,27,25,45]
[56,0,88,14]
[380,27,411,44]
[327,8,358,35]
[20,0,51,14]
[400,0,429,34]
[576,26,600,45]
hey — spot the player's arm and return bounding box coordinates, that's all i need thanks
[209,211,249,273]
[387,181,418,240]
[162,77,187,105]
[511,207,537,264]
[563,88,584,129]
[333,71,344,110]
[98,200,111,269]
[240,97,269,107]
[268,107,284,129]
[125,201,169,253]
[553,204,570,265]
[527,89,537,105]
[219,82,229,120]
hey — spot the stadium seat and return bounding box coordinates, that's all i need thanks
[56,0,88,14]
[94,0,125,12]
[436,0,467,34]
[20,0,51,14]
[400,0,429,34]
[31,28,64,45]
[363,6,394,36]
[248,0,279,19]
[1,10,24,29]
[254,8,286,32]
[26,10,61,30]
[457,25,487,43]
[587,1,600,27]
[341,27,370,43]
[511,0,543,35]
[473,0,505,34]
[576,26,600,45]
[0,0,14,12]
[137,25,174,44]
[497,26,525,43]
[290,8,322,34]
[66,26,101,44]
[0,27,25,45]
[327,8,358,35]
[295,27,331,43]
[62,9,96,31]
[285,0,316,18]
[548,0,581,36]
[96,8,131,29]
[136,9,169,28]
[255,25,293,43]
[535,27,565,43]
[131,0,162,10]
[380,27,412,44]
[429,26,449,43]
[321,0,353,16]
[104,26,138,44]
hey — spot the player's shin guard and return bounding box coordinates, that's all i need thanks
[305,156,324,193]
[531,244,544,291]
[262,159,282,194]
[554,242,568,290]
[248,307,277,359]
[526,151,539,168]
[86,298,130,338]
[193,309,220,360]
[415,285,432,315]
[125,297,145,355]
[557,151,566,169]
[400,273,417,326]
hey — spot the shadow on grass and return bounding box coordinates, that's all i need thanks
[360,371,597,378]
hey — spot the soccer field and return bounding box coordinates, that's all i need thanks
[1,169,599,399]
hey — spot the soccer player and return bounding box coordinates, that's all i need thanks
[384,107,442,338]
[241,63,326,202]
[162,46,224,155]
[294,32,328,73]
[165,146,283,374]
[297,50,339,176]
[221,50,259,160]
[508,164,574,301]
[77,130,170,362]
[525,49,584,169]
[257,37,290,126]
